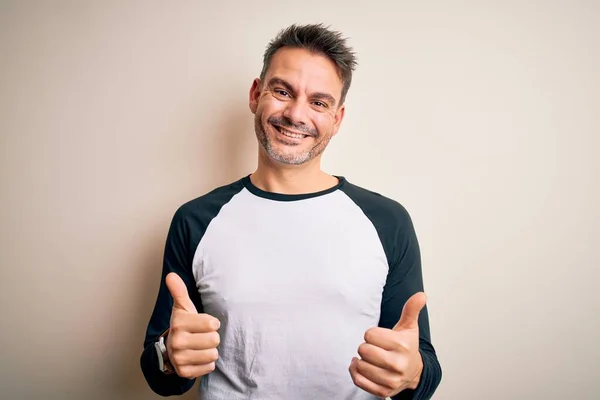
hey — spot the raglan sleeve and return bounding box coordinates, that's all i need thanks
[140,207,204,396]
[378,207,442,400]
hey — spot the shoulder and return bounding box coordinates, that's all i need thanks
[171,177,246,226]
[340,178,413,227]
[340,178,420,266]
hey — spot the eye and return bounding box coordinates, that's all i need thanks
[312,101,327,108]
[274,89,290,97]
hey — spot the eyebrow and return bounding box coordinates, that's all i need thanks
[267,77,337,108]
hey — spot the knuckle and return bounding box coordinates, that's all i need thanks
[364,327,378,343]
[392,375,404,389]
[170,335,184,350]
[394,338,409,350]
[175,365,192,379]
[355,360,366,374]
[395,357,409,373]
[209,332,221,347]
[170,319,183,332]
[204,362,216,373]
[389,358,404,373]
[357,343,370,358]
[171,352,185,366]
[199,314,218,330]
[209,348,219,362]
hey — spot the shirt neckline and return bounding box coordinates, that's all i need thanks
[241,174,346,202]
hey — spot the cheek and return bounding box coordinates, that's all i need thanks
[260,95,285,113]
[314,114,336,135]
[255,103,271,122]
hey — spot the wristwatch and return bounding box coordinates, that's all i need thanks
[155,331,175,375]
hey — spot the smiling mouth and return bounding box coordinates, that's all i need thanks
[272,124,310,139]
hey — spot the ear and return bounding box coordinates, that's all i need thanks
[249,78,261,114]
[331,103,346,137]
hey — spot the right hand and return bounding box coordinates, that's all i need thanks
[165,272,221,379]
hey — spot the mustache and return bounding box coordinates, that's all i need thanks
[267,116,318,137]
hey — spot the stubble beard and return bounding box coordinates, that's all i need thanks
[254,115,333,166]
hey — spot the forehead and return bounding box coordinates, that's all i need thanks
[265,47,343,99]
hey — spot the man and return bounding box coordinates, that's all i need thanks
[141,24,442,399]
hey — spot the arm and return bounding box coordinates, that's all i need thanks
[378,212,442,400]
[140,209,204,396]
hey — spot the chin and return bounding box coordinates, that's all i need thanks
[264,143,312,165]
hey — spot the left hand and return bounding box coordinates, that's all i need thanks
[349,292,427,398]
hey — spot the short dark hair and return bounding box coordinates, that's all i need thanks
[259,23,358,105]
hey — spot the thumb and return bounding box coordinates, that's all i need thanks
[166,272,197,313]
[393,292,427,331]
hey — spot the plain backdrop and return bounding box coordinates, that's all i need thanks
[1,1,598,399]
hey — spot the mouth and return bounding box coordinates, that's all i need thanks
[271,124,311,140]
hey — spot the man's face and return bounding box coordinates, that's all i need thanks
[249,47,346,166]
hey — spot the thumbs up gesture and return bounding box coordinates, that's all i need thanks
[164,272,221,379]
[349,292,427,398]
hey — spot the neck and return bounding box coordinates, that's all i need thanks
[250,153,338,195]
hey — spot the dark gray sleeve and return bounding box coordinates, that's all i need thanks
[379,211,442,400]
[341,183,442,400]
[140,207,202,396]
[140,180,244,396]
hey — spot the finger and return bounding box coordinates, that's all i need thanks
[364,327,406,351]
[169,331,221,351]
[349,357,392,398]
[358,342,402,372]
[393,292,427,331]
[166,272,197,313]
[174,362,216,379]
[171,311,221,333]
[170,348,219,367]
[356,358,401,390]
[349,357,359,378]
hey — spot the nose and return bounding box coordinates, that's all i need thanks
[282,98,309,127]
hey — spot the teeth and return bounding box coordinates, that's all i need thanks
[278,127,306,139]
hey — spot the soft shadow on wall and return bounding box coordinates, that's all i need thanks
[114,103,256,400]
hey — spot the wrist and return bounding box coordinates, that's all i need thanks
[155,329,175,375]
[407,352,424,390]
